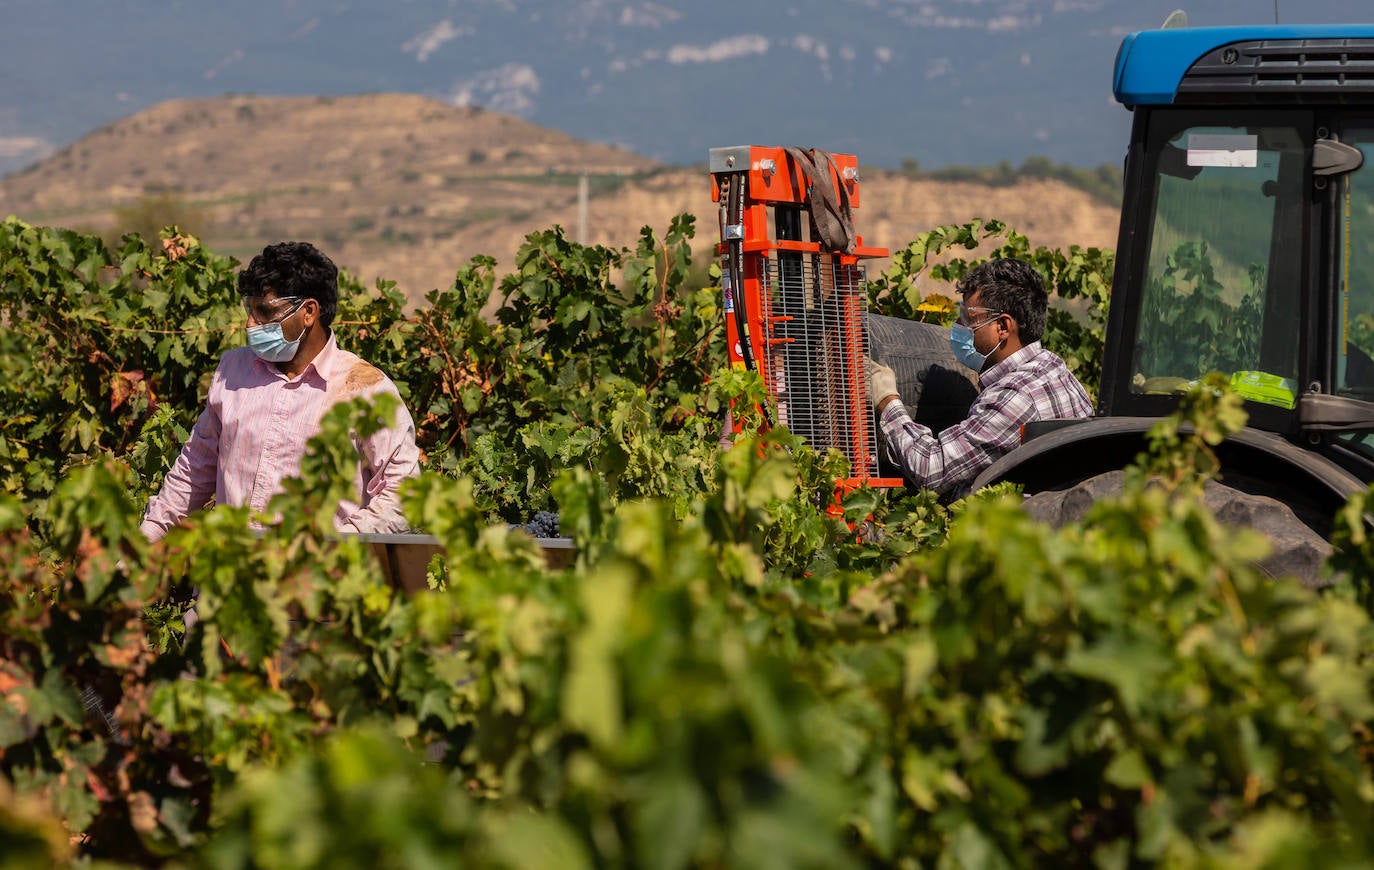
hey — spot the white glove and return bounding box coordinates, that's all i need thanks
[866,357,899,409]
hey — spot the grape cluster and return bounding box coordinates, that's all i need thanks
[521,511,560,539]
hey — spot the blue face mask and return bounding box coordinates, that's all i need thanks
[949,321,1004,372]
[245,301,306,362]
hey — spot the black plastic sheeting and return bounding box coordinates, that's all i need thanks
[867,313,978,481]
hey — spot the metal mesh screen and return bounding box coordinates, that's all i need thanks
[761,254,877,477]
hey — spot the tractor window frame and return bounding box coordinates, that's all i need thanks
[1105,107,1314,434]
[1324,118,1374,467]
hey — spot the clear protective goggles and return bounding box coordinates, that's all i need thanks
[241,295,305,325]
[957,301,1004,329]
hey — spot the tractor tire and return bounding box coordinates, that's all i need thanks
[867,315,978,483]
[1022,470,1333,587]
[867,314,978,436]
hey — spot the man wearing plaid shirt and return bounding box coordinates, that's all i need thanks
[866,258,1093,498]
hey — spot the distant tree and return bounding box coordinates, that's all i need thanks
[923,156,1123,206]
[1018,155,1055,178]
[109,193,210,246]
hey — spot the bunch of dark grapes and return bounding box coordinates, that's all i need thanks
[521,511,560,538]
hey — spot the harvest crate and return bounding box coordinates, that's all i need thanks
[353,532,576,593]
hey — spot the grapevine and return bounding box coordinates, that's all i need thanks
[0,216,1371,868]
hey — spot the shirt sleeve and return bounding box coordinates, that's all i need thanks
[878,382,1033,497]
[140,385,222,542]
[337,384,421,535]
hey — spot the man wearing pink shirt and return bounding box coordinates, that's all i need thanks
[141,242,421,541]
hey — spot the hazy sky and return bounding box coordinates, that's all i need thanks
[0,0,1368,176]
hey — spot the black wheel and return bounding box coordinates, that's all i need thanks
[868,314,977,434]
[868,315,979,481]
[1022,470,1334,587]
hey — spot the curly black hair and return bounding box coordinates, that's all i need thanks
[237,241,339,327]
[956,257,1048,344]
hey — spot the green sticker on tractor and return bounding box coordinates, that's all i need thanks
[1230,370,1297,409]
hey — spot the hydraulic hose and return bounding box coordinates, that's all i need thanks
[724,173,758,373]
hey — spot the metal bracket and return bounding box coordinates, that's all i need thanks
[1299,393,1374,431]
[708,145,752,174]
[1314,138,1364,177]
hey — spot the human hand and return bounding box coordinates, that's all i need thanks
[866,357,898,409]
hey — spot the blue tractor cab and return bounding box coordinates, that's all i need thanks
[974,24,1374,581]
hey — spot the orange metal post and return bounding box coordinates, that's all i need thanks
[710,145,903,497]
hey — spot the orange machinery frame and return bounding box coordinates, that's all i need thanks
[709,145,903,493]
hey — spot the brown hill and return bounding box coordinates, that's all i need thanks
[0,94,1120,301]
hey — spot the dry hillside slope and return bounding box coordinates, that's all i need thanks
[0,94,1119,300]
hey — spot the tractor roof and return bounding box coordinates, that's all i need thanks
[1114,24,1374,107]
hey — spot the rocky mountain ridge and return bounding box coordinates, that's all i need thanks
[0,93,1120,300]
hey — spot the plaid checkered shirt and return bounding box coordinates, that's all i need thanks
[878,341,1093,497]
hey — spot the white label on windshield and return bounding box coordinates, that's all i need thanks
[1186,133,1258,167]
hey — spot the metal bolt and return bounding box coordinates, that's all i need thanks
[726,155,735,167]
[760,158,776,175]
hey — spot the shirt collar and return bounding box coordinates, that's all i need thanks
[979,340,1042,388]
[253,329,337,388]
[297,330,339,386]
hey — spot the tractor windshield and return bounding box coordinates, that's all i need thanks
[1130,115,1305,409]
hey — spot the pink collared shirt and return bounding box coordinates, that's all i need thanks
[141,332,421,541]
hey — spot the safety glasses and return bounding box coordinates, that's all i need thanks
[957,301,1004,329]
[241,295,306,325]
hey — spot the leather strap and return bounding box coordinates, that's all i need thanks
[783,146,856,254]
